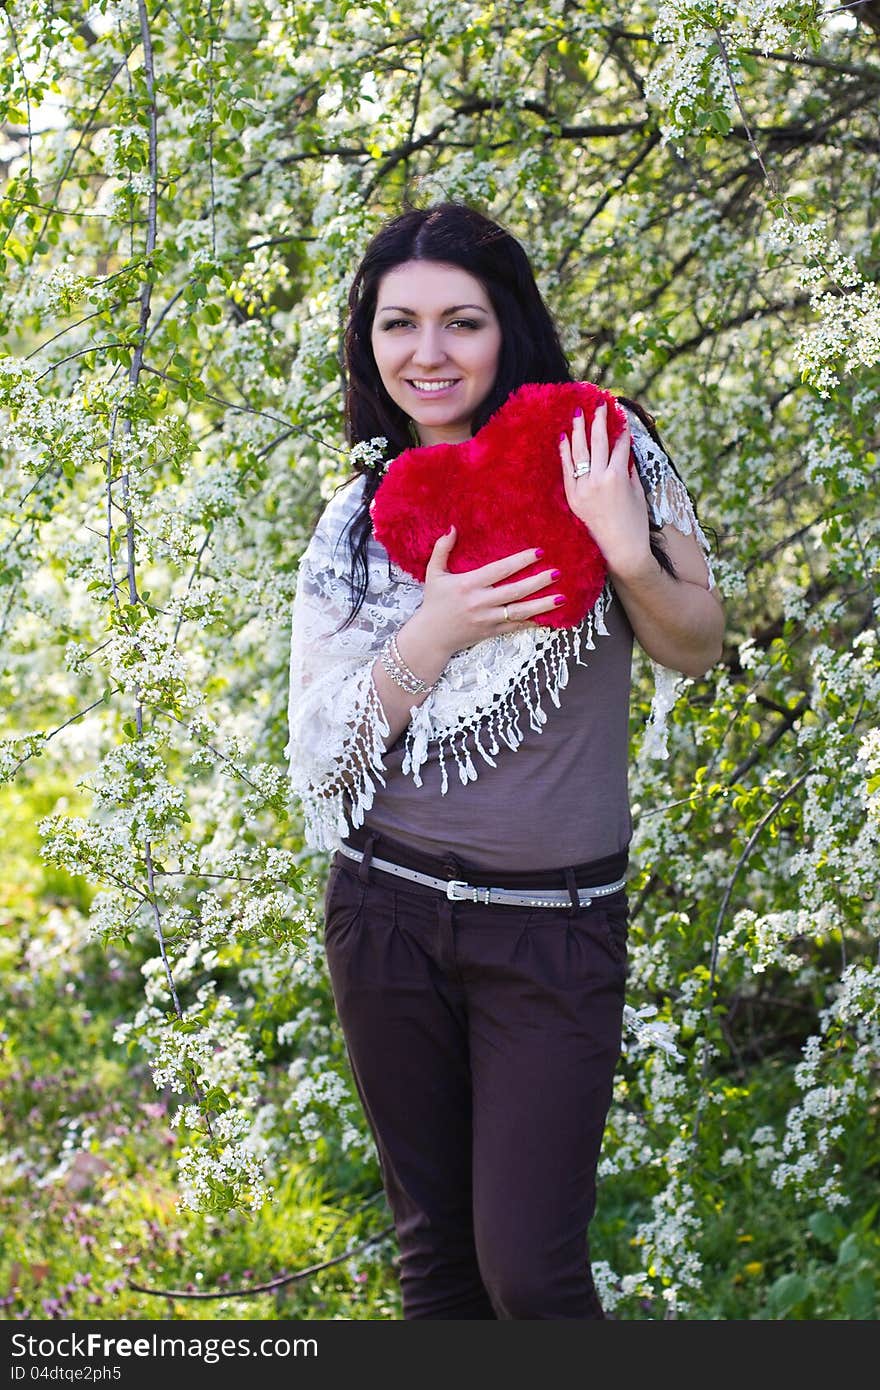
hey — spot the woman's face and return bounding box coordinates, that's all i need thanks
[370,260,502,446]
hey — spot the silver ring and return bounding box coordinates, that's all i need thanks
[572,460,590,478]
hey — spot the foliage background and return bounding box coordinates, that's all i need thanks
[1,0,878,1320]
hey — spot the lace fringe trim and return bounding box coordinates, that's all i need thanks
[295,575,683,851]
[649,463,715,587]
[401,585,613,796]
[642,663,683,762]
[298,677,391,852]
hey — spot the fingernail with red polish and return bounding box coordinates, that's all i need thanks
[554,594,566,606]
[559,431,566,442]
[535,547,545,558]
[573,407,583,418]
[550,568,561,580]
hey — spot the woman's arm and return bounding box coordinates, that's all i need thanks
[370,609,452,750]
[374,529,566,747]
[287,506,561,839]
[559,401,724,679]
[607,524,724,678]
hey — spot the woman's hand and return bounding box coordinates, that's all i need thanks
[415,527,563,656]
[559,402,653,582]
[558,402,725,676]
[372,534,561,751]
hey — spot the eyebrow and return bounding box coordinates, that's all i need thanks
[375,303,489,315]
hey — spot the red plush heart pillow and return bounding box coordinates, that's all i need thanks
[369,380,631,628]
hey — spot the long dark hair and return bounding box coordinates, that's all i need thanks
[334,201,680,626]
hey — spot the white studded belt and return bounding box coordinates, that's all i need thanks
[335,842,626,909]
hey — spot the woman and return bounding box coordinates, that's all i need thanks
[286,202,724,1319]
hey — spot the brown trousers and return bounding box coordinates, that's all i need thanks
[323,827,629,1320]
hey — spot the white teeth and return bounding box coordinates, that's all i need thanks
[410,379,458,392]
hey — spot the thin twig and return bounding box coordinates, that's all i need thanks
[127,1223,395,1300]
[713,28,780,197]
[3,10,33,183]
[39,59,130,246]
[4,696,109,778]
[692,769,810,1140]
[24,302,130,360]
[137,365,347,453]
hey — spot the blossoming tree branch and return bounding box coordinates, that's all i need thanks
[0,0,877,1316]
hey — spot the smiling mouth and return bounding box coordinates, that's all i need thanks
[407,379,460,393]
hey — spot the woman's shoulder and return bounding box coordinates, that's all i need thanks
[313,471,368,539]
[299,472,367,573]
[322,470,368,521]
[616,395,661,444]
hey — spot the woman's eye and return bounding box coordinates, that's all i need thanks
[379,317,482,330]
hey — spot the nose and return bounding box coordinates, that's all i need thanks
[410,326,447,369]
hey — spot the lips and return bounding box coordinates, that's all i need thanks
[407,378,460,394]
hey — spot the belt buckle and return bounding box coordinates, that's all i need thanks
[446,879,491,905]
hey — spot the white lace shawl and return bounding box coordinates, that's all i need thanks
[285,412,714,851]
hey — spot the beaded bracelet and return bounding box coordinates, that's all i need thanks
[380,632,436,696]
[379,638,424,695]
[381,633,435,695]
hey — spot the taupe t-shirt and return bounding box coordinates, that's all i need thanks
[362,596,634,872]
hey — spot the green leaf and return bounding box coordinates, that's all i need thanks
[837,1233,861,1267]
[203,1086,232,1113]
[768,1272,809,1315]
[842,1273,876,1319]
[807,1211,839,1246]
